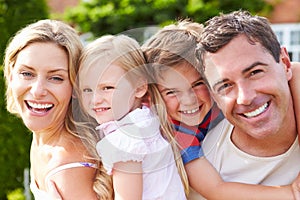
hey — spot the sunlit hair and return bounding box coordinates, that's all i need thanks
[3,19,113,199]
[197,10,281,83]
[142,19,204,196]
[76,34,189,197]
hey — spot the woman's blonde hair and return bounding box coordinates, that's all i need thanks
[3,19,113,199]
[142,19,205,196]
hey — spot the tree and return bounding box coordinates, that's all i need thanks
[0,0,48,198]
[64,0,273,40]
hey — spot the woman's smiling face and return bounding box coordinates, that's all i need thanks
[10,42,72,132]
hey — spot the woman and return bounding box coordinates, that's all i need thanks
[3,19,113,199]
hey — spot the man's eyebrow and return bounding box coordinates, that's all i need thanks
[212,62,267,91]
[241,61,267,74]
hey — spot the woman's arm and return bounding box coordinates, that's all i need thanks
[113,161,143,200]
[52,166,98,200]
[185,157,298,200]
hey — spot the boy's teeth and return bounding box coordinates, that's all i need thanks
[182,108,199,114]
[244,103,268,118]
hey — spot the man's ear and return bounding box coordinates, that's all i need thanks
[281,47,291,67]
[280,47,292,80]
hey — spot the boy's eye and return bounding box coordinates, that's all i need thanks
[192,80,205,88]
[103,86,114,91]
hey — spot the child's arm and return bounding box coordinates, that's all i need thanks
[185,157,299,200]
[290,62,300,140]
[113,161,143,200]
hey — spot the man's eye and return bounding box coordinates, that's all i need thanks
[250,69,263,76]
[217,83,232,94]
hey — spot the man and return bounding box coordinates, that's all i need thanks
[196,10,300,188]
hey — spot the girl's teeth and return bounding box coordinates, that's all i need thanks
[244,103,268,118]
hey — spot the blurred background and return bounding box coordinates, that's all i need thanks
[1,0,299,199]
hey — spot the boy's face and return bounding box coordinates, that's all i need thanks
[157,63,213,126]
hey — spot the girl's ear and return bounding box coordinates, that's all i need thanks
[135,79,148,98]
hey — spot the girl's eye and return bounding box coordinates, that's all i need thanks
[83,88,92,93]
[165,90,177,96]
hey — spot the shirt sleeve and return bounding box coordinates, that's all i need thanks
[96,130,147,175]
[174,130,204,164]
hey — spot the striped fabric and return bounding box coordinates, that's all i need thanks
[172,104,224,164]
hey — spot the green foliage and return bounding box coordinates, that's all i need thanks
[0,0,48,199]
[7,188,25,200]
[0,0,49,61]
[0,68,32,199]
[64,0,273,39]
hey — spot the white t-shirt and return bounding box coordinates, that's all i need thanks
[188,119,300,200]
[96,107,186,200]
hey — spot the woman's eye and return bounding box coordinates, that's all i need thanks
[20,71,33,78]
[50,76,64,82]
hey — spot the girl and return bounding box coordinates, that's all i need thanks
[142,19,300,200]
[77,34,188,199]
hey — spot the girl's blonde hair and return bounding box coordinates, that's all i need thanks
[142,19,205,196]
[3,19,113,199]
[77,34,189,197]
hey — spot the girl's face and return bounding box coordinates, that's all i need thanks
[157,64,213,126]
[80,62,145,124]
[10,42,72,132]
